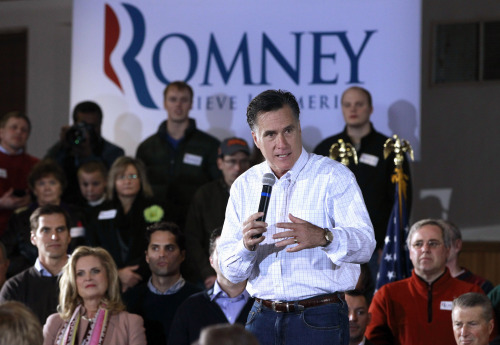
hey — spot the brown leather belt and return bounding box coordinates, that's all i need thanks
[256,293,344,313]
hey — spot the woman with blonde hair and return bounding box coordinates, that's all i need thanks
[85,156,174,292]
[43,246,146,345]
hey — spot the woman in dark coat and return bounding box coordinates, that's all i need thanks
[86,156,174,292]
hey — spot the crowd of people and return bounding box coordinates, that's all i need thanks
[0,83,498,345]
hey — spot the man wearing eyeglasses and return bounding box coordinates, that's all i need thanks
[366,219,483,345]
[184,137,251,287]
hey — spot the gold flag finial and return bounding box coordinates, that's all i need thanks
[329,139,358,166]
[383,134,414,168]
[384,134,414,222]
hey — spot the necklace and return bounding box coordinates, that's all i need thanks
[82,315,96,323]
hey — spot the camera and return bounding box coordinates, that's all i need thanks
[65,122,95,147]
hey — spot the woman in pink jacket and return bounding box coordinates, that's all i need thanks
[43,246,146,345]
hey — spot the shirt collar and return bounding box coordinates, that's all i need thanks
[264,146,308,183]
[148,276,186,295]
[88,195,106,207]
[34,257,65,277]
[0,144,23,155]
[210,280,250,302]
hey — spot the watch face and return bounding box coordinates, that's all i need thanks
[325,229,333,243]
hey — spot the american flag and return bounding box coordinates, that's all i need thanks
[375,167,412,291]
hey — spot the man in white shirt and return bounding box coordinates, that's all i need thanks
[218,89,375,345]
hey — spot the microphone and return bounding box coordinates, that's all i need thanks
[252,173,276,239]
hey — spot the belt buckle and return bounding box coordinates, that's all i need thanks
[272,301,283,313]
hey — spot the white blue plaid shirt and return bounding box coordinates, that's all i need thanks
[218,148,375,301]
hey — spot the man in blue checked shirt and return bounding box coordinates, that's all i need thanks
[218,89,375,345]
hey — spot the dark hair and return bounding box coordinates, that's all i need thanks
[341,86,373,108]
[208,227,223,256]
[28,159,67,191]
[146,221,185,251]
[0,241,7,261]
[77,161,108,180]
[0,111,32,132]
[246,89,300,131]
[452,292,494,322]
[346,289,371,308]
[72,101,103,124]
[198,324,259,345]
[163,81,193,102]
[29,204,71,233]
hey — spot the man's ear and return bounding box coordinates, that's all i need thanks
[30,231,37,246]
[251,131,260,149]
[217,157,224,171]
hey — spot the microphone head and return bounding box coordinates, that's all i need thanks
[262,173,276,187]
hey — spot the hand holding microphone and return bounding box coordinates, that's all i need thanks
[252,173,275,239]
[242,173,276,250]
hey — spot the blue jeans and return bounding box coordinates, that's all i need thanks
[245,296,349,345]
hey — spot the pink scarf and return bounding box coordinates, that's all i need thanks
[56,304,110,345]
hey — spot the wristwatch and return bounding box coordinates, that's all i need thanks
[322,228,334,247]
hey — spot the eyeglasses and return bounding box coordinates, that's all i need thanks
[223,158,250,167]
[117,174,138,181]
[411,240,443,249]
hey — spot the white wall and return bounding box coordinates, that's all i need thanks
[1,0,499,239]
[0,0,72,159]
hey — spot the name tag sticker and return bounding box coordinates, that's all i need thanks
[359,153,379,167]
[70,226,85,238]
[440,301,453,310]
[183,153,203,166]
[0,169,7,178]
[98,209,117,220]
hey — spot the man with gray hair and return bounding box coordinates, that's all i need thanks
[452,292,494,345]
[441,219,494,294]
[367,219,483,345]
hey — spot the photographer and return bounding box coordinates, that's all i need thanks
[45,101,124,204]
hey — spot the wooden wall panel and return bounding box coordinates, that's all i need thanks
[458,242,500,287]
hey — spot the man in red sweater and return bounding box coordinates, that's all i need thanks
[0,112,38,237]
[366,219,483,345]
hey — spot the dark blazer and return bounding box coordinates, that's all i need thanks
[168,286,254,345]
